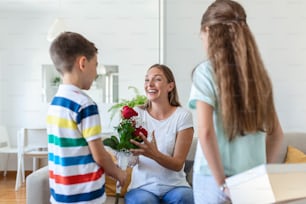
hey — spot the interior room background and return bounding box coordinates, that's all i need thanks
[0,0,306,171]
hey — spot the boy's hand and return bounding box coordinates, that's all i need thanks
[117,168,127,187]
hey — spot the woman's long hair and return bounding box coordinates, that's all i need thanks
[200,0,276,140]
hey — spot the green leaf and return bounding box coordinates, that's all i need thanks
[103,135,119,150]
[108,86,147,120]
[110,135,119,143]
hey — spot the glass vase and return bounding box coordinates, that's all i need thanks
[115,149,138,170]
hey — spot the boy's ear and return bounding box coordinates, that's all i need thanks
[78,56,87,71]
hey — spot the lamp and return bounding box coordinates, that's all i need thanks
[47,0,66,42]
[47,17,66,42]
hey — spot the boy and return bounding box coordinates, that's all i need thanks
[47,32,126,204]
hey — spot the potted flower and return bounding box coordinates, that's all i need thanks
[52,76,61,86]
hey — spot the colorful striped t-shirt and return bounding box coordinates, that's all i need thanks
[47,84,106,204]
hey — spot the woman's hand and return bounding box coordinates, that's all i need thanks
[130,131,160,160]
[131,128,193,171]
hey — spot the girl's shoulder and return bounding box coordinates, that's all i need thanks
[192,60,215,83]
[195,60,213,73]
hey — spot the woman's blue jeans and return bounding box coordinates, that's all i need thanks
[124,186,194,204]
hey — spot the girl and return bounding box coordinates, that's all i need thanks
[188,1,284,203]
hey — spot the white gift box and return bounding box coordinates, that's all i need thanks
[226,164,306,204]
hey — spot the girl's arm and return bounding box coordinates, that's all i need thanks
[196,101,226,186]
[266,113,284,163]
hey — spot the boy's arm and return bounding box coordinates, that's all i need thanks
[88,138,126,186]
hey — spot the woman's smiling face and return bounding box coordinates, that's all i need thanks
[144,67,173,102]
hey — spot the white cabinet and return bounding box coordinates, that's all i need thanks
[41,64,60,103]
[41,64,119,103]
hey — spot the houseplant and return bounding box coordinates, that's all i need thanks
[107,86,147,120]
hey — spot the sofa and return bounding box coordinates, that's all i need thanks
[26,133,306,204]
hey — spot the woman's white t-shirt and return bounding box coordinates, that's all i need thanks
[128,106,193,196]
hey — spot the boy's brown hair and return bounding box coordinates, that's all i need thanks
[49,32,98,74]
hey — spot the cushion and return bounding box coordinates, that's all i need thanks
[26,166,50,204]
[105,167,132,197]
[184,160,194,186]
[285,145,306,163]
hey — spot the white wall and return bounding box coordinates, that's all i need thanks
[164,0,306,132]
[0,0,159,170]
[1,0,306,171]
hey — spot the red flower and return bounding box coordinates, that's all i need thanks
[104,105,148,150]
[121,105,138,119]
[133,126,148,137]
[133,126,148,142]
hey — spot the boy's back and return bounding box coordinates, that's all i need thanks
[47,32,126,204]
[47,84,106,203]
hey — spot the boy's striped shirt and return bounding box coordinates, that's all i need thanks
[47,84,106,204]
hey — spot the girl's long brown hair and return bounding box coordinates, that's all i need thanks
[200,0,276,140]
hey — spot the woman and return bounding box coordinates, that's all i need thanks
[188,0,284,203]
[125,64,194,204]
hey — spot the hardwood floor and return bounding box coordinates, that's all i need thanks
[0,171,31,204]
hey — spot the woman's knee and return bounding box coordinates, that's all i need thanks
[125,189,159,204]
[163,187,194,204]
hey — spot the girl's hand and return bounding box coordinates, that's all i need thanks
[222,186,231,202]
